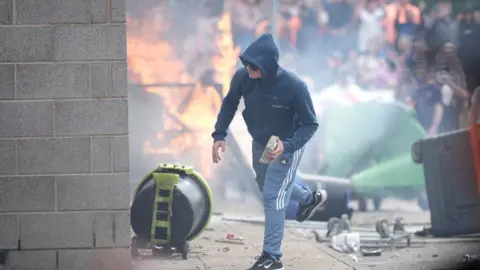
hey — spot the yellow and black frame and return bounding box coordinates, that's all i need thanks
[130,164,213,259]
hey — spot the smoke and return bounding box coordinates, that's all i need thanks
[126,0,207,193]
[126,1,263,214]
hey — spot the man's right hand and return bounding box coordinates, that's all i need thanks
[212,140,226,163]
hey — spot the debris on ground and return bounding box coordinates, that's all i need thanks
[295,228,314,239]
[463,254,480,263]
[213,232,246,245]
[321,216,413,251]
[214,239,245,245]
[226,232,243,241]
[375,219,391,238]
[348,254,359,262]
[361,248,382,256]
[331,232,360,253]
[459,254,480,269]
[414,227,431,237]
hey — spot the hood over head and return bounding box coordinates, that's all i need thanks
[239,33,280,83]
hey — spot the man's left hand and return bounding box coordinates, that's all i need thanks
[266,136,284,162]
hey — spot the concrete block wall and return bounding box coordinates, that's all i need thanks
[0,0,131,269]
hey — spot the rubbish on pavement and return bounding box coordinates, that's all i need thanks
[215,239,245,245]
[222,215,378,232]
[326,214,352,238]
[367,217,412,249]
[326,217,342,238]
[360,231,412,249]
[414,227,431,237]
[226,232,243,241]
[315,217,418,251]
[331,232,360,253]
[393,217,405,233]
[313,230,324,243]
[361,248,382,256]
[375,219,391,238]
[461,254,480,269]
[463,254,480,263]
[348,254,359,262]
[340,214,352,233]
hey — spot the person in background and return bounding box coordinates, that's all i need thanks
[356,39,386,89]
[384,0,421,49]
[469,86,480,126]
[435,43,468,132]
[394,33,418,102]
[388,34,412,74]
[425,0,457,56]
[230,0,267,52]
[324,0,355,55]
[296,1,320,78]
[318,66,367,105]
[458,6,480,96]
[357,0,385,53]
[276,10,296,52]
[458,7,476,36]
[408,71,444,135]
[297,1,319,54]
[255,3,301,53]
[286,5,302,50]
[395,68,417,103]
[406,35,429,85]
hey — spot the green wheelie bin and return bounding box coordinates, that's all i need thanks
[319,101,427,211]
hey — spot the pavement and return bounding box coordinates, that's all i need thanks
[133,218,352,270]
[132,199,480,270]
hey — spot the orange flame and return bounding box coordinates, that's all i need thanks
[127,11,239,179]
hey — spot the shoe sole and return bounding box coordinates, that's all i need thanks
[300,190,328,222]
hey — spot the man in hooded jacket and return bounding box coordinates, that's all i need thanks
[211,33,327,270]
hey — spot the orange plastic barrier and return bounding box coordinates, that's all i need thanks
[470,123,480,197]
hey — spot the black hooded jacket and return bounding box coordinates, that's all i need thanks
[212,34,318,153]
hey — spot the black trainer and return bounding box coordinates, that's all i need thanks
[248,254,284,270]
[296,190,328,222]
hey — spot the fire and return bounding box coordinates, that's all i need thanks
[212,13,241,96]
[127,11,240,179]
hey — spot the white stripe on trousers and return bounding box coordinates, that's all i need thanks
[275,147,304,210]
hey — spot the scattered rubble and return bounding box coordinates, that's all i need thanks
[214,239,246,245]
[361,248,382,256]
[213,232,246,245]
[348,254,359,262]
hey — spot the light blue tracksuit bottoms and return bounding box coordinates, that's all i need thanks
[252,141,313,260]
